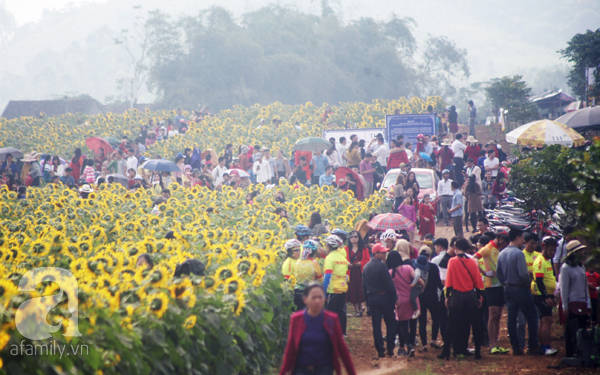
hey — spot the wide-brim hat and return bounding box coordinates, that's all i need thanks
[412,256,430,271]
[22,152,41,162]
[441,139,452,146]
[563,240,586,260]
[466,135,478,143]
[79,184,93,193]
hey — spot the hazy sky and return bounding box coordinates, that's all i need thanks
[5,0,106,25]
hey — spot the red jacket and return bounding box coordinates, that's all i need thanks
[279,310,356,375]
[345,246,371,272]
[387,149,409,169]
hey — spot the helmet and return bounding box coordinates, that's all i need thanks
[284,239,303,250]
[294,224,312,237]
[302,240,319,252]
[380,229,397,241]
[542,236,558,246]
[324,235,344,249]
[331,228,349,242]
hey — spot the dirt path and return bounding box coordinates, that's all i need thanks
[344,221,597,375]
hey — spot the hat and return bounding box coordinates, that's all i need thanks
[371,244,389,254]
[192,168,201,174]
[176,152,184,159]
[564,240,586,259]
[412,255,430,271]
[79,184,93,193]
[233,157,240,162]
[466,135,478,143]
[442,169,450,174]
[419,245,432,256]
[22,152,41,162]
[134,175,143,180]
[417,134,424,139]
[488,140,497,145]
[241,146,250,154]
[184,164,192,170]
[441,139,452,146]
[139,156,147,163]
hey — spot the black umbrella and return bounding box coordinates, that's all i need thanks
[555,106,600,133]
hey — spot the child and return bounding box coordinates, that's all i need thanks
[398,196,417,243]
[83,159,96,184]
[418,194,436,240]
[410,255,428,319]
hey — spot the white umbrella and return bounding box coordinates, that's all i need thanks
[505,119,585,148]
[226,168,250,178]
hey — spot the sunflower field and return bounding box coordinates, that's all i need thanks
[0,97,444,158]
[0,178,387,374]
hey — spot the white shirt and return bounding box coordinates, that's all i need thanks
[467,165,482,187]
[252,160,273,184]
[451,140,466,158]
[338,144,348,166]
[484,157,500,177]
[126,156,138,172]
[55,164,65,177]
[437,178,454,196]
[372,144,389,166]
[431,250,448,282]
[405,149,414,161]
[326,150,339,166]
[212,165,228,186]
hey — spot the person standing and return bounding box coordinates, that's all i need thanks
[560,240,591,358]
[387,140,409,170]
[438,238,484,360]
[474,232,510,354]
[531,236,559,356]
[418,246,443,350]
[345,142,362,169]
[418,194,436,239]
[393,174,405,212]
[295,240,324,311]
[465,175,483,233]
[252,154,273,185]
[279,284,356,375]
[323,235,349,336]
[262,148,277,183]
[448,106,459,139]
[310,150,330,186]
[451,134,467,186]
[431,238,453,344]
[338,137,349,167]
[437,169,453,227]
[359,154,376,197]
[345,231,370,317]
[468,100,477,137]
[371,136,390,173]
[483,150,500,179]
[517,233,540,350]
[275,150,292,180]
[447,181,464,238]
[496,228,540,355]
[587,263,600,326]
[362,243,398,358]
[387,250,417,357]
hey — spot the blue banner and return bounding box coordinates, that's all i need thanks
[386,114,435,147]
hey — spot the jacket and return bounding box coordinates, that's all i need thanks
[279,310,356,375]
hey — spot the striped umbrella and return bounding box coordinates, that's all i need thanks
[505,119,585,148]
[367,213,413,231]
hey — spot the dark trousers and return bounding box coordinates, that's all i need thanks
[479,293,489,345]
[453,157,464,185]
[444,302,483,355]
[439,296,448,341]
[592,298,598,324]
[419,298,440,345]
[565,314,589,357]
[397,320,414,350]
[311,175,321,186]
[505,286,539,350]
[327,293,347,335]
[367,294,397,356]
[452,215,463,237]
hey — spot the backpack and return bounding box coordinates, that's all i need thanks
[576,326,600,367]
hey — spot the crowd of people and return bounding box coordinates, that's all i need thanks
[1,107,597,375]
[279,217,596,374]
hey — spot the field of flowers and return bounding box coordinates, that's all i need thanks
[0,97,442,373]
[0,97,444,158]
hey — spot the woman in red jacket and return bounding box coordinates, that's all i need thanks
[280,284,356,375]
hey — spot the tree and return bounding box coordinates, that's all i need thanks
[485,75,538,127]
[0,0,16,45]
[559,28,600,101]
[114,6,152,108]
[415,35,470,98]
[508,145,580,226]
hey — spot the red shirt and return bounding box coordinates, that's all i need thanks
[295,151,312,179]
[438,147,454,169]
[345,246,371,272]
[446,255,484,292]
[279,310,356,375]
[587,271,600,299]
[465,145,481,162]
